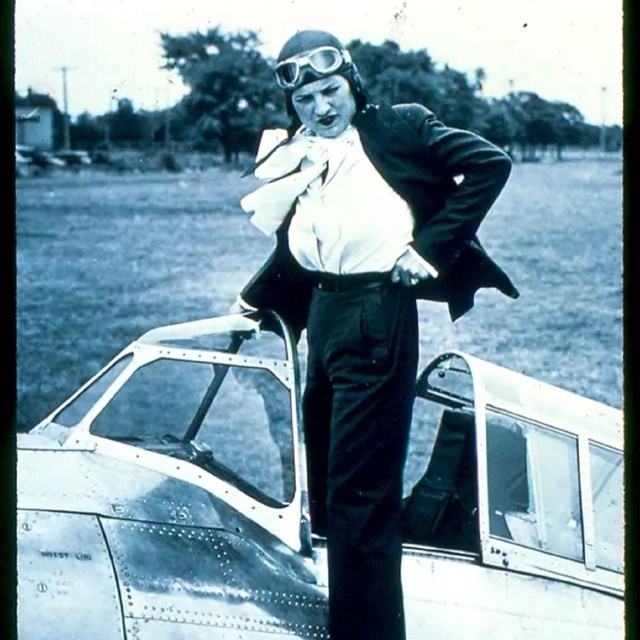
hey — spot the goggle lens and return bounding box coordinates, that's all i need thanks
[308,48,343,72]
[276,62,298,86]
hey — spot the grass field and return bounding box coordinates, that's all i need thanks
[16,158,623,440]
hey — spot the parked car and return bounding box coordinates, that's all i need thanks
[55,150,92,166]
[16,144,66,169]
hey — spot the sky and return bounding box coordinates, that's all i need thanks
[14,0,624,125]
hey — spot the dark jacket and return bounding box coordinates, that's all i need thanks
[240,101,519,334]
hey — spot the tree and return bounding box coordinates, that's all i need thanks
[70,112,105,150]
[155,28,614,163]
[548,101,585,159]
[604,124,622,152]
[348,40,485,131]
[502,92,555,161]
[100,98,153,146]
[435,65,481,130]
[477,99,517,152]
[473,68,486,94]
[160,27,284,163]
[349,39,441,109]
[579,123,601,149]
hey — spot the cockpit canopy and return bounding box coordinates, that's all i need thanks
[37,313,299,507]
[32,315,623,595]
[407,352,623,592]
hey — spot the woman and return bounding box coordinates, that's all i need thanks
[237,29,518,640]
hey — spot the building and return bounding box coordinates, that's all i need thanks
[15,89,58,150]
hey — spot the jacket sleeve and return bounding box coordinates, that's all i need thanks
[239,220,313,338]
[240,222,293,310]
[401,105,512,273]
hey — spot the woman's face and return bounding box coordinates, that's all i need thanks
[291,74,356,138]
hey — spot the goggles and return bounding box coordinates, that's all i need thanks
[275,46,352,90]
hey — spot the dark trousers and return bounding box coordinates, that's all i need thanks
[303,283,418,640]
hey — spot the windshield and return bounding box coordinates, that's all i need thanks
[54,354,134,427]
[486,411,584,561]
[590,443,623,572]
[87,355,295,506]
[49,319,297,507]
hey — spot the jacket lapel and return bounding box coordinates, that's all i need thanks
[356,101,427,156]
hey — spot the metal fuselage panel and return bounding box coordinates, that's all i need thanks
[400,549,623,640]
[101,518,328,639]
[17,510,125,640]
[18,445,328,639]
[17,447,227,529]
[17,443,623,640]
[122,619,326,640]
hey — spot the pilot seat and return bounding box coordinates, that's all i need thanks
[401,409,479,552]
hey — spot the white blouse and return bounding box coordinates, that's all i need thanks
[288,126,423,275]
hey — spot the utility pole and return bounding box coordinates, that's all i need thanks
[163,86,171,148]
[600,86,607,155]
[55,66,77,150]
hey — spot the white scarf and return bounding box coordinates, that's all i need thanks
[240,128,354,235]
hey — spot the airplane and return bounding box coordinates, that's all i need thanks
[17,310,624,639]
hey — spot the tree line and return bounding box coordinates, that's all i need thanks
[19,27,622,162]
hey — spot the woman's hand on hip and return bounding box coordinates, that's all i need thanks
[391,249,435,287]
